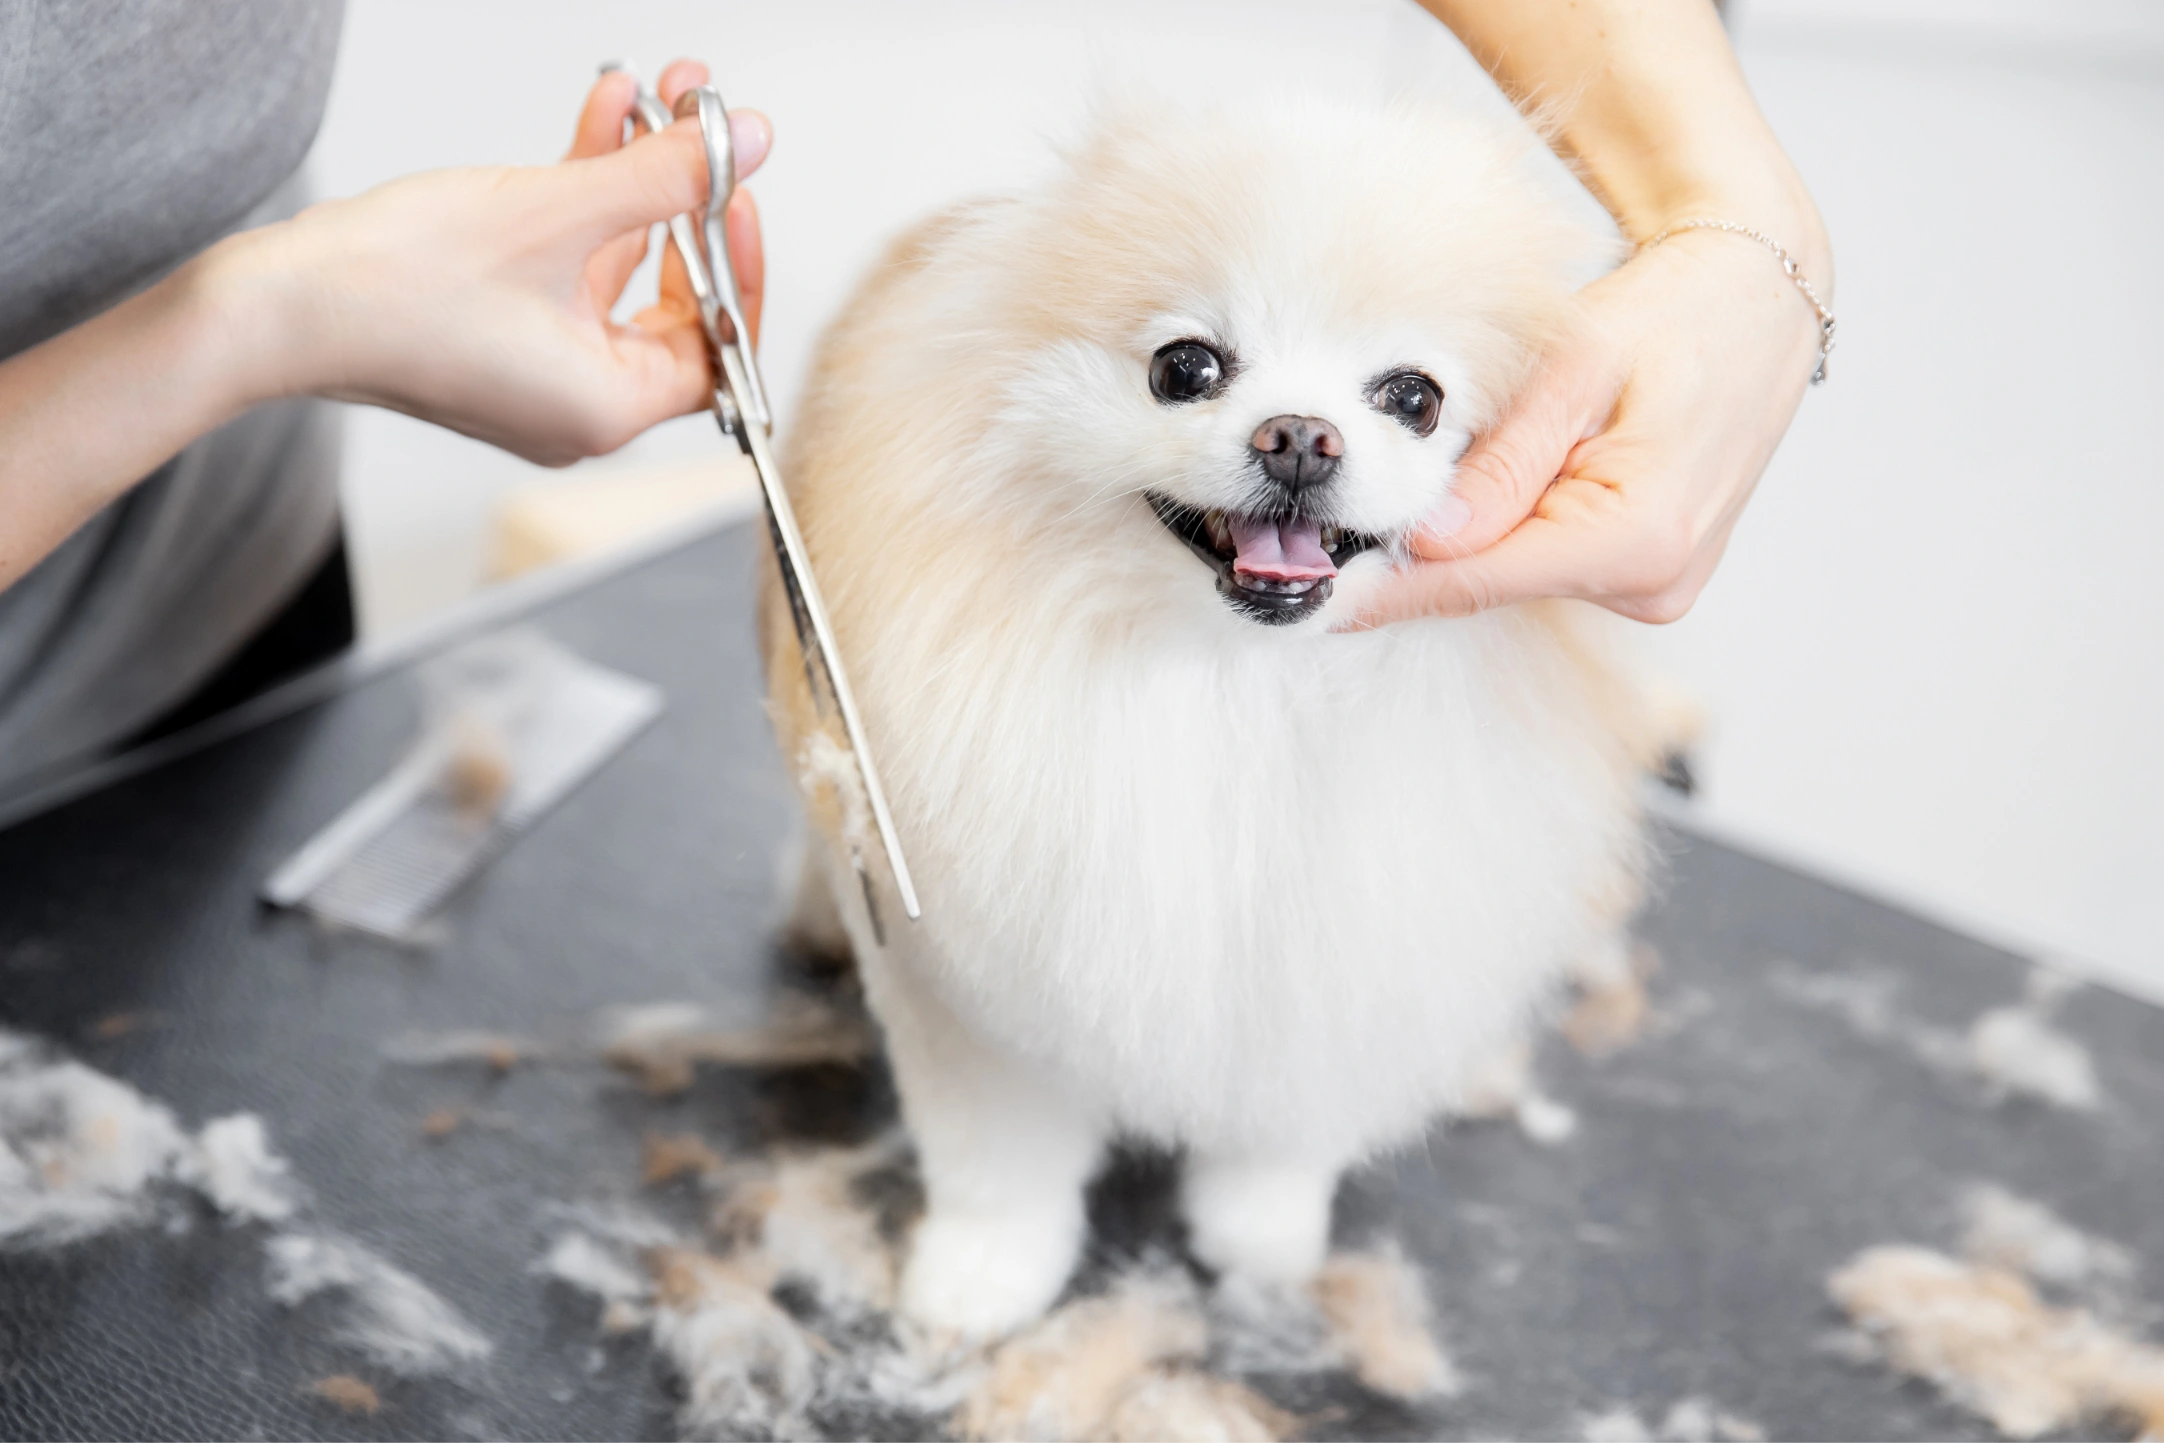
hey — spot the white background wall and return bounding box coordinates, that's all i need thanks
[311,1,2164,1002]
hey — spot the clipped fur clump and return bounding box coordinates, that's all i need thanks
[798,731,875,857]
[537,1145,948,1438]
[307,1375,383,1417]
[420,1107,467,1140]
[598,998,874,1097]
[0,1030,312,1244]
[733,1144,903,1316]
[1828,1183,2161,1439]
[1,1028,498,1387]
[1769,964,2105,1111]
[643,1131,727,1187]
[541,1135,1472,1442]
[1963,963,2099,1110]
[649,1246,826,1441]
[1102,1370,1291,1443]
[378,993,873,1098]
[534,1216,671,1338]
[0,1030,195,1246]
[1650,1396,1765,1442]
[1579,1398,1764,1443]
[957,1270,1205,1440]
[1451,1035,1578,1146]
[188,1113,302,1224]
[439,710,514,822]
[1959,1185,2133,1294]
[1211,1245,1459,1406]
[1829,1244,2164,1438]
[265,1231,493,1377]
[1562,940,1660,1059]
[379,1029,534,1073]
[1311,1247,1459,1400]
[1965,1007,2099,1110]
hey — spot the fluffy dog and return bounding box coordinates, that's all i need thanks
[763,95,1660,1340]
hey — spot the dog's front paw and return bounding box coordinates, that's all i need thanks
[901,1204,1082,1340]
[1183,1157,1336,1285]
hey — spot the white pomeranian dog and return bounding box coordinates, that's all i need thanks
[763,95,1663,1340]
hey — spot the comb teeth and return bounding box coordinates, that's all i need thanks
[306,805,517,938]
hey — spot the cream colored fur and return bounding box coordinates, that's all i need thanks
[762,96,1657,1339]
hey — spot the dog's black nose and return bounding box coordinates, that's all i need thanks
[1249,415,1343,492]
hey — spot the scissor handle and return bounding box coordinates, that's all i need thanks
[675,87,735,221]
[598,70,733,335]
[673,86,769,428]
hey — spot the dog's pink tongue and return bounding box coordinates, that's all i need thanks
[1229,515,1337,582]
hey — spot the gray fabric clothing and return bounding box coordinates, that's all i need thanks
[0,0,346,795]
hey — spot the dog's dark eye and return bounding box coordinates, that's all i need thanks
[1149,342,1225,404]
[1373,372,1443,437]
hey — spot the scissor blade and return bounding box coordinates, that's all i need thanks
[717,344,922,922]
[616,68,920,924]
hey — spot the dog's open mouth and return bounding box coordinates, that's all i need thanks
[1147,495,1383,625]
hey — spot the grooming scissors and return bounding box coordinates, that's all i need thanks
[608,68,921,929]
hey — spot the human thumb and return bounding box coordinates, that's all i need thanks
[565,111,770,248]
[1411,345,1618,562]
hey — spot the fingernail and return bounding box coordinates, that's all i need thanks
[730,112,770,171]
[1421,493,1472,541]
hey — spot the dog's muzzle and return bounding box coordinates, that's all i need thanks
[1147,494,1382,625]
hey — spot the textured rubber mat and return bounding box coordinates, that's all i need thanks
[2,523,2159,1441]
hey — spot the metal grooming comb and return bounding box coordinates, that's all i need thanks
[261,630,662,940]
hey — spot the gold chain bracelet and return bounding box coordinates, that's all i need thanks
[1641,218,1837,385]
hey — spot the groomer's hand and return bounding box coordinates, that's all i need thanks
[0,59,767,592]
[1352,231,1823,626]
[223,58,769,466]
[1351,0,1833,628]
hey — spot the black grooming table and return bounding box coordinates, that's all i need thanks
[2,518,2159,1442]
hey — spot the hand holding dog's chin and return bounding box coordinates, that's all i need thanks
[1345,228,1827,629]
[215,61,769,468]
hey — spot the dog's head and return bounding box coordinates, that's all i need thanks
[958,96,1607,629]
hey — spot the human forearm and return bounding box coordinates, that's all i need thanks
[1,60,766,598]
[0,247,275,590]
[1420,0,1828,277]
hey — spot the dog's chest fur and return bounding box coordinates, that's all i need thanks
[810,597,1637,1161]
